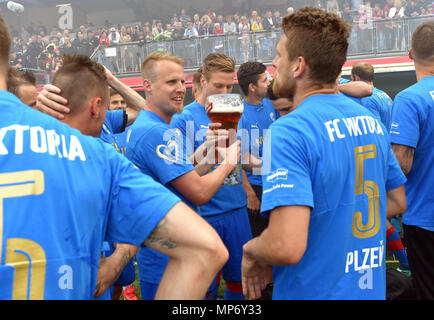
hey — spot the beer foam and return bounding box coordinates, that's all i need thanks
[206,94,244,113]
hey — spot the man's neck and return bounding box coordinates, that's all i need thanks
[144,103,173,124]
[0,78,7,91]
[415,63,434,82]
[293,82,336,108]
[244,94,263,106]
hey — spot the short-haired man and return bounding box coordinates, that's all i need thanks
[390,21,434,300]
[191,67,202,100]
[351,62,394,131]
[351,61,410,277]
[125,52,239,300]
[0,14,227,300]
[109,88,127,110]
[241,7,407,300]
[6,67,38,108]
[237,61,279,299]
[171,53,252,300]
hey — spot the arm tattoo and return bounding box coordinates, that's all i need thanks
[143,217,177,249]
[391,143,415,175]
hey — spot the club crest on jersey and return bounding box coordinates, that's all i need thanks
[156,140,180,163]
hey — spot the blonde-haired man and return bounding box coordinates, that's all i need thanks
[126,52,240,299]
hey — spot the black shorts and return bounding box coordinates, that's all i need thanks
[403,224,434,300]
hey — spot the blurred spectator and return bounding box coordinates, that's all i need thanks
[224,15,239,61]
[73,31,91,56]
[273,11,282,24]
[239,15,250,62]
[184,21,199,66]
[405,0,421,16]
[200,15,214,35]
[179,8,191,27]
[389,0,405,50]
[108,27,120,44]
[60,36,75,56]
[250,10,258,25]
[193,13,202,32]
[152,21,164,39]
[262,11,276,30]
[251,16,263,31]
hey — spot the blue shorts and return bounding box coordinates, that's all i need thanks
[205,206,252,282]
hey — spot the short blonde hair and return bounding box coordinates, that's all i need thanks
[141,52,185,81]
[202,53,235,80]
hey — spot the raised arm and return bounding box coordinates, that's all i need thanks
[104,67,145,125]
[171,140,241,206]
[338,80,373,98]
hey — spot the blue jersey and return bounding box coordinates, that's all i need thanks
[390,76,434,231]
[126,109,196,285]
[100,110,126,146]
[238,98,278,186]
[0,91,180,299]
[361,87,393,131]
[170,100,247,217]
[261,94,406,300]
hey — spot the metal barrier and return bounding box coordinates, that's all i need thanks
[91,15,433,74]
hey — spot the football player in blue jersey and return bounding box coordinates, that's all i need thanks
[241,7,407,300]
[0,14,228,300]
[125,52,240,300]
[390,20,434,300]
[170,53,254,300]
[350,61,411,277]
[351,62,394,131]
[237,61,279,299]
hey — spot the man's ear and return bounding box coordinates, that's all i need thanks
[293,56,306,79]
[248,82,256,95]
[143,79,152,95]
[89,96,103,118]
[408,48,413,60]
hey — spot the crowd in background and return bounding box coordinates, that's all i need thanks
[7,0,434,72]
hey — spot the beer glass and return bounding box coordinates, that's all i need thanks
[206,93,244,164]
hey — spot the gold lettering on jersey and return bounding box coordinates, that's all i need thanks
[353,145,381,239]
[0,170,46,300]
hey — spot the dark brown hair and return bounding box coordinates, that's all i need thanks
[281,7,350,84]
[7,67,36,97]
[237,61,267,96]
[411,21,434,62]
[0,13,11,76]
[52,54,108,115]
[351,62,374,82]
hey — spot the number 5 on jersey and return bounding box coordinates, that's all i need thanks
[353,145,381,239]
[0,170,46,299]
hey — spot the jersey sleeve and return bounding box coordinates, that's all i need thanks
[105,110,127,134]
[260,121,314,214]
[128,124,194,185]
[104,146,181,247]
[390,94,420,148]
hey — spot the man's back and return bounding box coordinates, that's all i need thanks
[261,94,405,299]
[0,91,178,299]
[390,75,434,228]
[361,87,393,131]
